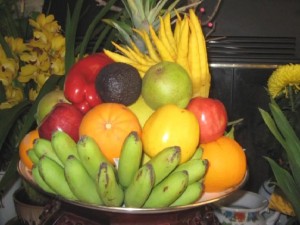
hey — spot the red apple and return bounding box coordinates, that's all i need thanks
[38,103,83,142]
[35,88,69,125]
[186,97,228,144]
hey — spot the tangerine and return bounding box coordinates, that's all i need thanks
[79,103,142,164]
[19,129,39,169]
[201,136,247,192]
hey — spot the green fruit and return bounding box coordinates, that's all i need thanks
[35,88,69,125]
[128,96,154,127]
[142,61,193,110]
[95,62,142,106]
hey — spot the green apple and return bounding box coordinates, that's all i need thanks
[142,61,193,110]
[35,88,69,125]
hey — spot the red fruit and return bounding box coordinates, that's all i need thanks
[64,53,114,114]
[38,103,83,142]
[187,97,228,144]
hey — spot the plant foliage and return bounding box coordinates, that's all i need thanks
[260,99,300,222]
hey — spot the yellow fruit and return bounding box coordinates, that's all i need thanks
[142,104,199,163]
[128,96,154,127]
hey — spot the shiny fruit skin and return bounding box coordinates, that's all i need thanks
[79,103,142,164]
[19,129,39,169]
[35,88,69,125]
[38,103,83,142]
[142,61,193,110]
[142,104,199,164]
[187,97,228,144]
[201,136,247,192]
[64,53,114,113]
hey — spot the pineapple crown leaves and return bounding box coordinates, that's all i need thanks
[259,99,300,220]
[103,0,203,51]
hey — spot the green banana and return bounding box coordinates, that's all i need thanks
[124,164,155,208]
[51,130,79,165]
[170,181,204,206]
[141,152,151,165]
[32,165,55,194]
[64,155,103,205]
[27,148,39,165]
[190,146,203,160]
[118,131,143,188]
[172,159,208,184]
[38,155,77,201]
[143,170,189,208]
[33,138,63,166]
[146,146,181,185]
[77,135,110,180]
[97,162,124,207]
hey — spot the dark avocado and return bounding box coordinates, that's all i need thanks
[95,62,142,106]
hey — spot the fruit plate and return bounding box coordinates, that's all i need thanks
[18,160,247,214]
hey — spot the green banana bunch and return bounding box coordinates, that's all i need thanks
[143,170,189,208]
[118,131,143,188]
[171,181,204,207]
[64,155,103,205]
[31,165,55,194]
[77,135,111,180]
[37,155,77,201]
[29,130,207,208]
[33,138,63,166]
[51,130,79,165]
[172,158,208,184]
[124,163,155,208]
[27,149,39,165]
[190,146,204,160]
[97,162,124,207]
[145,146,181,185]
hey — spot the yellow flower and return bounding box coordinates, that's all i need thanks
[0,12,66,108]
[5,37,27,55]
[29,13,61,35]
[29,88,39,101]
[0,47,19,85]
[18,64,38,83]
[268,64,300,98]
[51,35,65,53]
[29,31,50,50]
[0,86,24,109]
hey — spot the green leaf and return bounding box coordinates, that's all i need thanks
[102,19,134,46]
[0,101,31,151]
[92,12,122,53]
[265,157,300,221]
[65,0,84,74]
[0,32,14,58]
[269,100,300,188]
[259,108,287,147]
[78,0,118,57]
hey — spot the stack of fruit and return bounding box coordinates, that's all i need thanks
[19,8,247,208]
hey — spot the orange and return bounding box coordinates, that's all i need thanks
[142,104,199,164]
[201,136,247,192]
[79,103,142,164]
[19,129,39,169]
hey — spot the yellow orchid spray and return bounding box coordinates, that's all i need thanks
[0,13,66,109]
